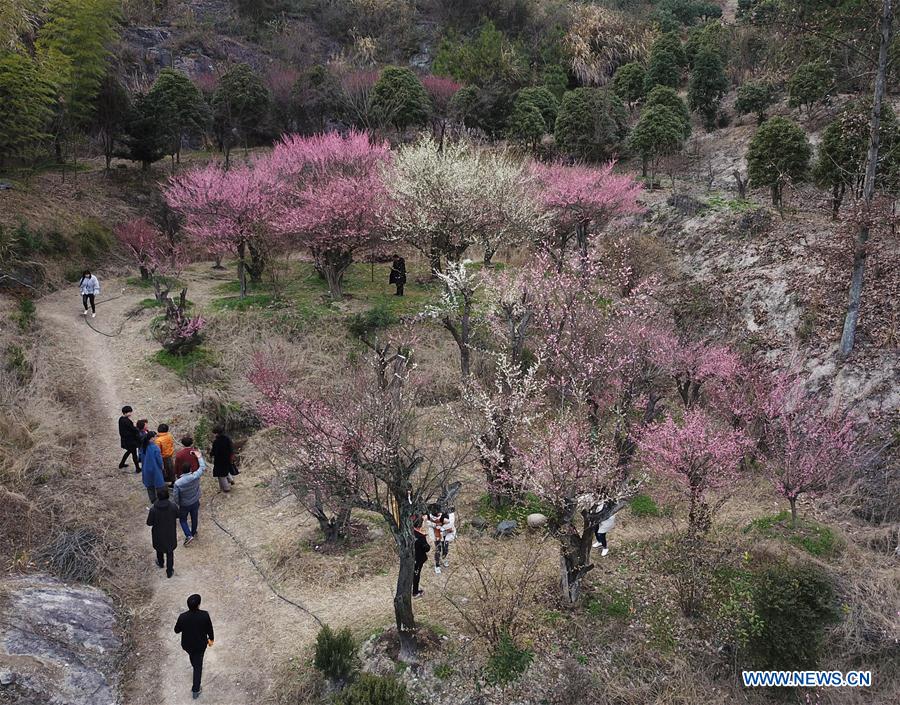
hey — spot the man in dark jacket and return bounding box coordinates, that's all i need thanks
[146,487,179,577]
[210,427,236,493]
[117,405,141,472]
[412,516,430,599]
[174,593,215,699]
[389,254,407,296]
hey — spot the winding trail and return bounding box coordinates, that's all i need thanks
[37,280,323,705]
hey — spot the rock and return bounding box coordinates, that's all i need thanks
[0,182,13,190]
[495,519,518,538]
[526,513,547,529]
[0,574,121,705]
[667,193,708,216]
[469,517,488,531]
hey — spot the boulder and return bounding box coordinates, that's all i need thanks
[469,517,488,531]
[495,519,518,538]
[526,513,547,529]
[0,574,121,705]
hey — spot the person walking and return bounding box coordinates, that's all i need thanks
[155,423,176,484]
[173,450,206,545]
[141,431,165,508]
[79,270,100,318]
[175,435,201,479]
[174,594,215,700]
[136,419,149,466]
[412,516,430,599]
[592,504,617,557]
[147,487,179,578]
[117,406,141,472]
[389,254,406,296]
[210,427,237,492]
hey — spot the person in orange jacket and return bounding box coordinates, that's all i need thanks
[155,423,176,484]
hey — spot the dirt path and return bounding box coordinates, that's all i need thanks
[37,279,326,705]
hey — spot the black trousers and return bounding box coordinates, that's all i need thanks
[119,447,140,470]
[413,559,426,593]
[188,648,206,692]
[82,294,95,312]
[594,531,607,548]
[156,549,173,574]
[395,282,404,296]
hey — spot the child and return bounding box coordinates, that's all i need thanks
[413,517,430,599]
[155,423,176,485]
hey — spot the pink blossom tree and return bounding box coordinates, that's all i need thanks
[422,75,462,149]
[530,161,643,264]
[760,374,856,527]
[114,216,191,301]
[164,158,282,298]
[250,340,464,661]
[516,414,641,603]
[639,409,749,536]
[268,131,392,300]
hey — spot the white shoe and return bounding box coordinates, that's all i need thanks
[91,312,96,318]
[413,590,424,599]
[601,548,609,557]
[442,557,449,567]
[81,310,88,315]
[434,566,441,575]
[592,540,601,548]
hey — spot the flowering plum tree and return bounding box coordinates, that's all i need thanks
[386,136,540,273]
[517,415,641,603]
[164,158,281,298]
[114,217,176,294]
[530,161,642,263]
[760,374,856,527]
[250,340,464,661]
[422,260,483,377]
[268,131,392,300]
[639,409,748,536]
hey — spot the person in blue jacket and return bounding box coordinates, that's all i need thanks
[142,431,165,508]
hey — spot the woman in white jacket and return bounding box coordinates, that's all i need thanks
[79,270,100,318]
[592,505,616,557]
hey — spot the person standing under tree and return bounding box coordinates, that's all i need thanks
[210,427,237,492]
[174,593,215,700]
[79,270,100,318]
[117,406,141,472]
[147,487,179,578]
[412,516,430,599]
[592,501,617,557]
[389,254,406,296]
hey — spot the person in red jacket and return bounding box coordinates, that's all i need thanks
[175,436,200,479]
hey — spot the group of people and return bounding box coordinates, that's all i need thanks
[412,504,457,599]
[117,405,239,699]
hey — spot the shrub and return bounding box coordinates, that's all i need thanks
[338,673,408,705]
[685,19,729,64]
[507,100,545,146]
[612,62,646,108]
[747,116,811,206]
[747,561,839,670]
[313,624,359,684]
[788,61,832,111]
[484,631,533,685]
[15,298,36,332]
[347,303,397,341]
[735,80,775,125]
[554,88,628,162]
[513,86,558,130]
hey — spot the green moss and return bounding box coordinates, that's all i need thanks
[744,511,842,558]
[629,493,661,518]
[151,347,215,377]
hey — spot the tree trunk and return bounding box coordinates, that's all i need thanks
[771,183,781,207]
[483,247,496,267]
[213,254,225,270]
[140,265,150,281]
[831,183,844,220]
[575,221,589,259]
[429,248,442,277]
[641,157,647,178]
[559,526,594,604]
[789,497,798,529]
[392,527,418,662]
[840,0,893,357]
[237,259,247,300]
[246,242,266,284]
[318,249,354,300]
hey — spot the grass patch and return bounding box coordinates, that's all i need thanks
[151,347,215,378]
[743,511,842,558]
[629,493,661,518]
[126,275,182,290]
[707,194,756,212]
[476,492,555,527]
[210,293,276,311]
[433,663,454,680]
[586,589,633,619]
[14,298,36,332]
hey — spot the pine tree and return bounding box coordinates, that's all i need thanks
[92,70,131,170]
[645,85,692,138]
[747,117,811,206]
[508,100,546,150]
[688,47,728,130]
[212,63,270,168]
[735,81,775,126]
[643,49,681,93]
[513,87,558,129]
[628,104,686,181]
[554,88,628,162]
[612,62,646,110]
[148,68,210,168]
[370,66,431,131]
[121,91,168,171]
[788,61,832,112]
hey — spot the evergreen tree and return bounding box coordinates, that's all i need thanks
[645,85,691,138]
[735,80,775,125]
[513,87,558,130]
[688,47,728,130]
[507,100,545,149]
[612,62,646,110]
[212,63,270,167]
[92,70,131,170]
[121,91,168,171]
[370,66,431,131]
[814,100,900,219]
[554,88,628,162]
[746,116,811,206]
[0,52,55,165]
[627,104,686,180]
[432,21,526,87]
[652,32,688,68]
[148,68,210,168]
[541,64,569,99]
[788,61,832,112]
[643,49,681,93]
